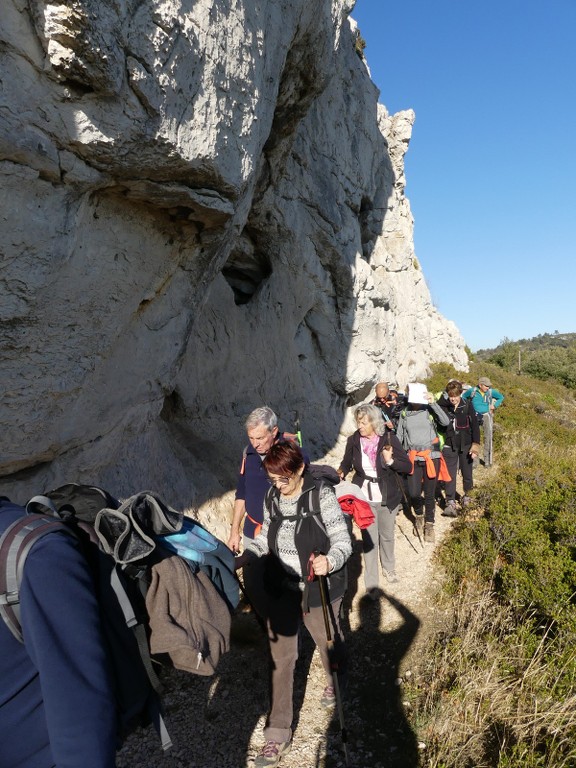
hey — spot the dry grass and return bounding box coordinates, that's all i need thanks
[411,580,576,768]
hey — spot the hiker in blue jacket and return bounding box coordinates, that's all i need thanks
[462,376,504,467]
[229,407,304,616]
[0,498,116,768]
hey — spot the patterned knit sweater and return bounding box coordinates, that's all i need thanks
[246,484,351,588]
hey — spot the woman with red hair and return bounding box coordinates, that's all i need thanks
[235,441,351,767]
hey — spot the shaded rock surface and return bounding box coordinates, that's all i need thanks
[1,0,467,511]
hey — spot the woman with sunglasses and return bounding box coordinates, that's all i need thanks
[235,441,351,768]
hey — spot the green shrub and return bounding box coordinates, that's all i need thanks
[416,365,576,766]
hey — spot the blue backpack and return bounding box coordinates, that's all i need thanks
[158,517,239,611]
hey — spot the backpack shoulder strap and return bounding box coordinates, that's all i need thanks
[264,486,277,519]
[0,515,74,642]
[299,481,329,539]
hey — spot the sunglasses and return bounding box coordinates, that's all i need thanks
[267,475,292,486]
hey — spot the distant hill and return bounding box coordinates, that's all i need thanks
[473,332,576,390]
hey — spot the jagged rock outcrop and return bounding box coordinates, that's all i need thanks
[0,0,467,517]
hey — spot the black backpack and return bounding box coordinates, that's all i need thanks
[0,484,236,751]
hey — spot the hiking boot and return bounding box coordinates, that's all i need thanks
[254,740,292,767]
[461,495,472,508]
[320,684,336,708]
[441,500,458,518]
[413,514,424,537]
[424,522,436,543]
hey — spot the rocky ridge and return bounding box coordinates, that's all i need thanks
[1,1,466,513]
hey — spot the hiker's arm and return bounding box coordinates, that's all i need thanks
[428,400,450,427]
[337,435,354,479]
[492,389,504,408]
[20,534,116,768]
[228,498,245,552]
[382,434,412,474]
[470,409,481,445]
[317,487,352,573]
[237,497,272,566]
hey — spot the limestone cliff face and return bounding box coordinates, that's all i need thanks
[0,0,467,514]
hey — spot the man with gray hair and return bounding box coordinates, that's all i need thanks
[228,406,281,553]
[228,406,297,617]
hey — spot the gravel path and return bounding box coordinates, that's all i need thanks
[116,501,464,768]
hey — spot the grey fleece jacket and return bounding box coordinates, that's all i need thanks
[396,402,450,458]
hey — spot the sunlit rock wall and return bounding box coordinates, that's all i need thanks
[0,0,467,518]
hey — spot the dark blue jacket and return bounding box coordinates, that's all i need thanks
[0,499,116,768]
[235,434,308,538]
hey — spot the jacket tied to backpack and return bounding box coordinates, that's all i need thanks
[146,556,230,676]
[407,449,452,481]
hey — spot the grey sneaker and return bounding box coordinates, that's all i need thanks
[441,500,458,518]
[320,684,336,708]
[461,495,472,507]
[383,569,399,584]
[424,522,436,543]
[254,740,292,767]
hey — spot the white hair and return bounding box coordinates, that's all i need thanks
[245,406,278,432]
[354,404,386,436]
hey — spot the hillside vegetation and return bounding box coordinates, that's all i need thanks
[408,361,576,767]
[474,332,576,390]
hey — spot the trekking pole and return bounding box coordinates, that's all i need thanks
[393,472,424,550]
[316,565,350,766]
[294,411,303,448]
[396,519,420,555]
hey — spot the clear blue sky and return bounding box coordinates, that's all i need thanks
[352,0,575,352]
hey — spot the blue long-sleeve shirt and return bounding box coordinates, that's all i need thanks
[0,500,117,768]
[235,434,309,538]
[462,386,504,415]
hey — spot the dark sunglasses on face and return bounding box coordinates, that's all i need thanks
[268,475,291,486]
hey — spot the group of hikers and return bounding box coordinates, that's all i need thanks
[229,374,504,766]
[0,375,503,768]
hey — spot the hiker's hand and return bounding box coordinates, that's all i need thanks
[311,554,331,576]
[337,468,345,480]
[228,530,241,553]
[381,445,393,464]
[426,391,434,404]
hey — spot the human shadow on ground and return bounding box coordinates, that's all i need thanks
[322,589,421,768]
